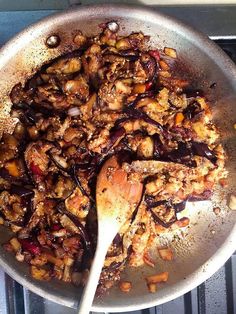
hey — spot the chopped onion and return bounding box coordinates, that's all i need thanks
[52,155,68,169]
[56,202,92,253]
[68,107,80,117]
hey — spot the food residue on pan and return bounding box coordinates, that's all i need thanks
[228,194,236,210]
[0,21,228,295]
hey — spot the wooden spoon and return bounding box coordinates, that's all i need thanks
[78,155,143,314]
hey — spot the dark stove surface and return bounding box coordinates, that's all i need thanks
[0,8,235,314]
[215,40,236,64]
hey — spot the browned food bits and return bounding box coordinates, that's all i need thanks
[213,207,221,215]
[158,248,174,261]
[143,252,155,267]
[31,265,51,281]
[174,217,190,228]
[9,237,21,252]
[228,194,236,210]
[73,31,87,47]
[164,47,177,58]
[219,178,228,187]
[159,60,170,71]
[119,281,132,293]
[145,272,169,284]
[147,283,157,293]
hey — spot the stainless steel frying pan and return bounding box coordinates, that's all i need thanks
[0,4,235,312]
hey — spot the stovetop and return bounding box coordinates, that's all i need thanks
[0,5,235,314]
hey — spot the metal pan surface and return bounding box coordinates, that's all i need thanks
[0,4,235,312]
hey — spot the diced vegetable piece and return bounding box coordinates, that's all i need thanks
[68,107,80,117]
[64,76,89,98]
[119,281,132,293]
[159,60,170,71]
[145,271,169,284]
[116,38,131,50]
[159,71,171,78]
[45,252,64,267]
[63,256,74,282]
[147,283,157,293]
[52,228,67,237]
[31,266,51,281]
[164,47,177,58]
[73,31,87,47]
[137,137,154,159]
[133,84,146,94]
[85,93,97,111]
[136,97,159,109]
[158,248,173,261]
[10,237,21,252]
[175,112,184,125]
[30,254,48,266]
[5,160,21,177]
[65,187,89,219]
[174,217,190,228]
[46,57,81,74]
[15,252,24,262]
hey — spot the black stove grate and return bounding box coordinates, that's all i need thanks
[215,39,236,64]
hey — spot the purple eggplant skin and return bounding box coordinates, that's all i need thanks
[152,134,165,159]
[145,196,188,228]
[188,190,213,201]
[118,49,140,61]
[10,184,34,197]
[163,141,216,166]
[183,102,203,120]
[191,142,217,164]
[56,202,92,253]
[144,198,176,227]
[102,127,126,154]
[140,53,158,83]
[112,233,123,246]
[174,200,187,212]
[165,142,197,167]
[150,208,177,228]
[184,88,204,98]
[123,106,164,131]
[103,261,123,271]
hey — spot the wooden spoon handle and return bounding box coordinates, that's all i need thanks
[77,231,114,314]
